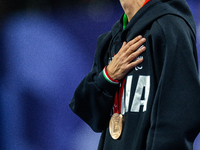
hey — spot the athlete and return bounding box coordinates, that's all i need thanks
[70,0,200,149]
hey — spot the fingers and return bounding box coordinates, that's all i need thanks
[127,57,144,70]
[118,36,146,56]
[125,37,146,56]
[127,35,143,46]
[126,45,146,63]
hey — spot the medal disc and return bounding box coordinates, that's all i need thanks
[109,113,124,140]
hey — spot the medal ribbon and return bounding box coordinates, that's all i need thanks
[114,79,126,114]
[142,0,150,7]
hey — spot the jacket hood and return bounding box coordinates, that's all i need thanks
[113,0,196,40]
[157,0,195,33]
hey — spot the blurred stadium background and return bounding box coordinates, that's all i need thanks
[0,0,200,149]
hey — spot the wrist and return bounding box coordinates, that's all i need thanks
[103,66,120,85]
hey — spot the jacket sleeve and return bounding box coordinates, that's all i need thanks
[69,32,118,132]
[147,15,200,150]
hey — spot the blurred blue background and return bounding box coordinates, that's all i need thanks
[0,0,200,149]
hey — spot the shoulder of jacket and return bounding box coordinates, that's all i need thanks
[151,15,191,37]
[98,31,112,40]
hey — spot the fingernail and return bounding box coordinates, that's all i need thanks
[142,46,146,51]
[142,38,146,42]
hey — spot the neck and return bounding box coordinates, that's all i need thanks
[121,0,146,22]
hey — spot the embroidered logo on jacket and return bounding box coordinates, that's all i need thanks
[135,56,144,71]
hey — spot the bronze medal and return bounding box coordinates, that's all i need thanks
[109,113,124,140]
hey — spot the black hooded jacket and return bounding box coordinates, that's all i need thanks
[69,0,200,149]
